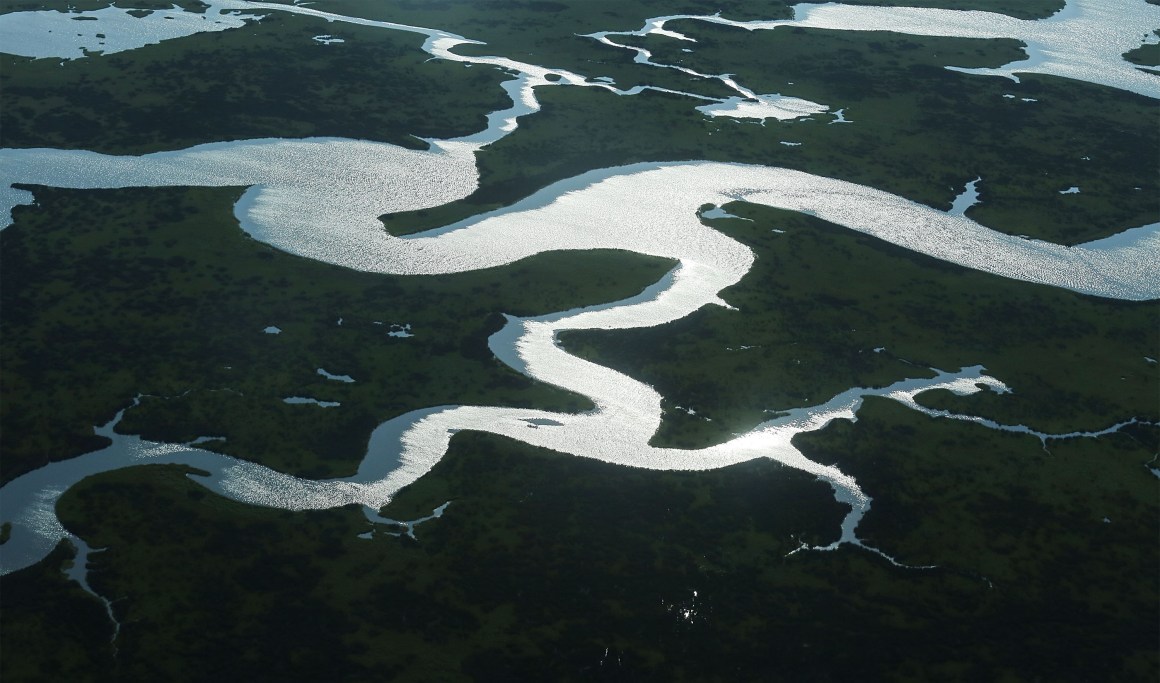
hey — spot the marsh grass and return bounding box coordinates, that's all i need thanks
[0,11,509,153]
[1,0,1155,680]
[14,414,1153,681]
[0,542,118,682]
[562,204,1157,448]
[387,29,1156,245]
[1123,36,1160,67]
[0,184,672,483]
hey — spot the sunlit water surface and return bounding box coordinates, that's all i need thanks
[1,0,1157,578]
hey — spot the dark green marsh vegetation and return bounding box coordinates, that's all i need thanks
[0,0,215,11]
[258,0,1065,38]
[3,180,1153,679]
[5,415,1153,681]
[561,204,1158,448]
[0,9,509,153]
[387,27,1157,246]
[1123,31,1160,67]
[0,184,672,484]
[0,0,1156,680]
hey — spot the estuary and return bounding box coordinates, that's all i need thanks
[1,0,1156,565]
[0,0,1157,678]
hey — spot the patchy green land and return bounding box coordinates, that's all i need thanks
[1123,31,1160,67]
[258,0,1065,42]
[0,0,1155,680]
[0,185,672,484]
[0,542,119,681]
[6,414,1154,681]
[3,0,1149,245]
[387,29,1157,245]
[0,0,215,11]
[562,205,1158,449]
[0,11,509,153]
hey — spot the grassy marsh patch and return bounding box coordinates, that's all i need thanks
[0,11,509,153]
[0,185,673,483]
[385,30,1156,244]
[17,412,1151,681]
[562,205,1158,448]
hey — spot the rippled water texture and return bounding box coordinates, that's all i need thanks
[1,0,1157,577]
[3,147,1156,299]
[0,1,258,59]
[1,140,1157,575]
[642,0,1160,99]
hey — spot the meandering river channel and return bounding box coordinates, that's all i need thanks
[1,0,1156,579]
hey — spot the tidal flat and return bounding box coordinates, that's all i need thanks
[0,0,1157,680]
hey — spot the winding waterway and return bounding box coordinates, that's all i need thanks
[1,0,1157,580]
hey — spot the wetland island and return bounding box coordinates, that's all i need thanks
[0,0,1157,680]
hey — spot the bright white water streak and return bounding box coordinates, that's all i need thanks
[2,143,1156,299]
[584,23,830,121]
[188,0,827,126]
[1,138,1158,575]
[0,0,819,132]
[1,0,1157,576]
[0,1,258,59]
[633,0,1160,100]
[0,361,1004,577]
[3,0,1155,133]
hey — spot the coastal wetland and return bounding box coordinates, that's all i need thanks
[1,0,1156,680]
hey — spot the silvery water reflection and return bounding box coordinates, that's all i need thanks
[0,1,258,59]
[1,0,1157,579]
[1,137,1157,576]
[629,0,1160,99]
[3,0,1155,126]
[3,147,1156,299]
